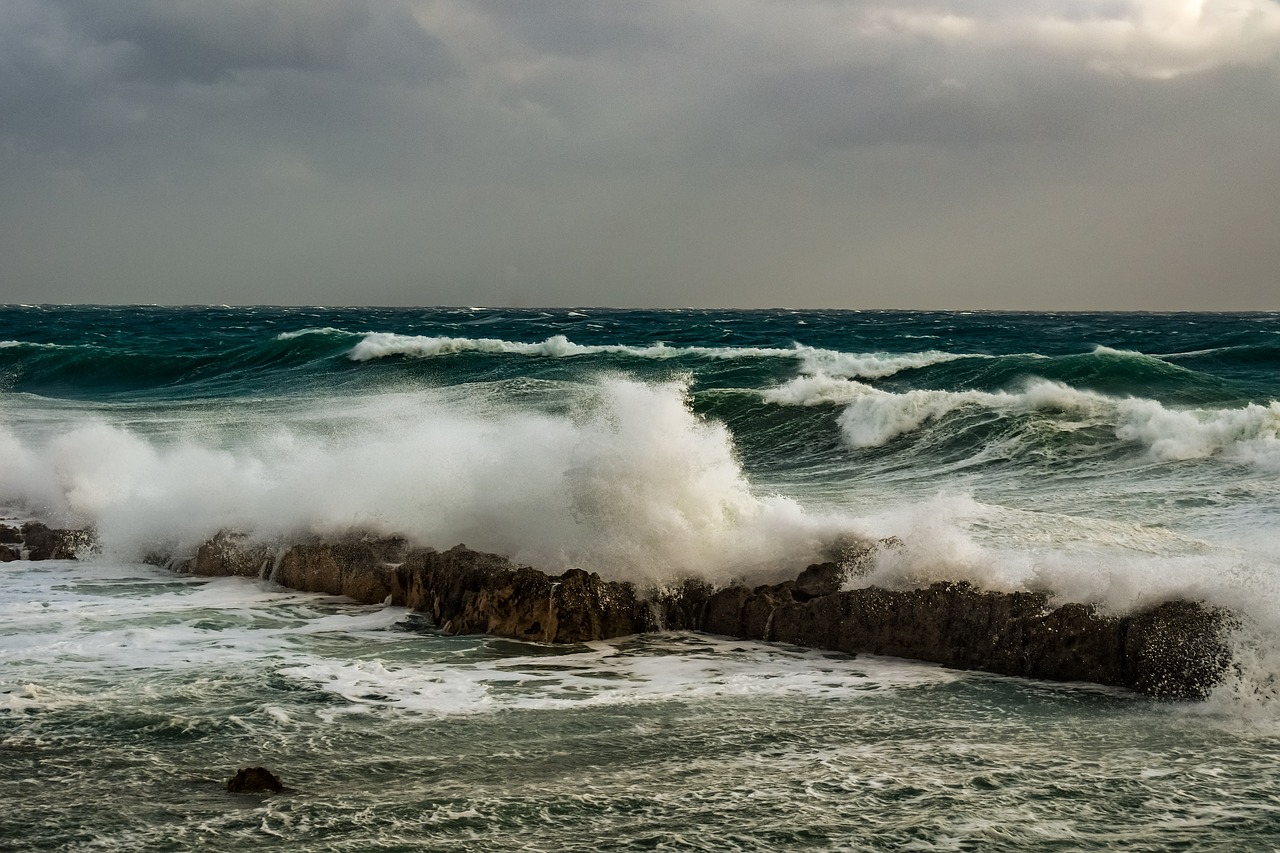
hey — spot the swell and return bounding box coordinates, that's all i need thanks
[0,332,358,400]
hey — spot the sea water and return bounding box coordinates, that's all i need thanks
[2,307,1280,850]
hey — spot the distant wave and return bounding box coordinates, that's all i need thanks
[275,327,353,341]
[343,331,962,380]
[0,340,77,350]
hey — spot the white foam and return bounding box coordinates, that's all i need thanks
[778,376,1280,466]
[1114,399,1280,467]
[347,332,789,362]
[276,635,957,717]
[275,327,353,340]
[344,332,958,380]
[792,346,964,379]
[0,379,853,584]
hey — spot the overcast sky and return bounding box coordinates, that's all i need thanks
[2,0,1278,309]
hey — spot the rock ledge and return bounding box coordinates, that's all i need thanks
[164,532,1232,700]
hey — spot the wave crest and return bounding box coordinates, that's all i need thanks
[344,331,959,379]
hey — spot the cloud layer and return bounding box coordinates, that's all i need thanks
[3,0,1278,308]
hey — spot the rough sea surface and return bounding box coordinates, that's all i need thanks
[3,307,1280,850]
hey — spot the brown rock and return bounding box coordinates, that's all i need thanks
[18,522,92,560]
[274,536,408,603]
[392,545,655,643]
[185,530,276,578]
[166,534,1234,699]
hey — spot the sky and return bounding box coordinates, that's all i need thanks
[2,0,1279,309]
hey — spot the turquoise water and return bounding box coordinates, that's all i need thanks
[3,307,1280,849]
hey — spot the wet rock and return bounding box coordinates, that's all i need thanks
[275,535,410,603]
[181,530,277,577]
[651,578,715,631]
[391,545,656,643]
[695,573,1230,699]
[171,533,1233,698]
[794,561,844,600]
[1,523,96,560]
[1125,600,1233,700]
[226,766,283,794]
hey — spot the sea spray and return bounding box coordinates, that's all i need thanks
[0,379,851,583]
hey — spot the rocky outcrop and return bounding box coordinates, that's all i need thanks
[167,532,1233,700]
[0,517,1233,698]
[698,574,1231,700]
[390,546,657,643]
[226,767,284,794]
[0,522,95,561]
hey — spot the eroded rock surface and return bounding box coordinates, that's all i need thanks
[168,532,1232,700]
[0,522,95,561]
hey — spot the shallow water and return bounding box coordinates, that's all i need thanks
[2,559,1279,851]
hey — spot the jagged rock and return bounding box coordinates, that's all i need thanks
[1125,600,1234,700]
[276,536,409,602]
[699,576,1229,700]
[0,546,18,562]
[391,545,656,643]
[0,524,21,544]
[4,523,95,560]
[184,530,277,578]
[226,766,283,794]
[652,578,715,631]
[169,532,1233,699]
[794,561,844,600]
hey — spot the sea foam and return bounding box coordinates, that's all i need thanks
[0,379,851,584]
[765,372,1280,467]
[340,330,958,379]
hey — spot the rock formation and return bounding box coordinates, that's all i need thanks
[163,532,1232,700]
[0,522,94,562]
[0,521,1231,700]
[226,766,284,794]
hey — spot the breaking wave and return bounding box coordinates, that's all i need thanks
[0,379,851,584]
[764,371,1280,467]
[342,330,960,379]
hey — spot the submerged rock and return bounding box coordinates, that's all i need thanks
[172,531,1233,700]
[226,766,284,794]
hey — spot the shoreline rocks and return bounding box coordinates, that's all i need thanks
[0,522,94,562]
[1,523,1232,699]
[164,531,1232,700]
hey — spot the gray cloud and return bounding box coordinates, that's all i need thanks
[1,0,1278,308]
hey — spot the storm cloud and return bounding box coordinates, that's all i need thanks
[2,0,1278,308]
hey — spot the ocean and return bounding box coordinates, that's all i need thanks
[2,306,1279,850]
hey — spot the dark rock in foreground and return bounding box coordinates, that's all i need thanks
[701,569,1232,700]
[167,533,1234,700]
[227,766,284,794]
[0,522,95,562]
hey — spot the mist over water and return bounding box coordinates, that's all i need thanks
[4,307,1280,849]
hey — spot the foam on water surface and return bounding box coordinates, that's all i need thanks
[5,556,1280,851]
[6,308,1280,848]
